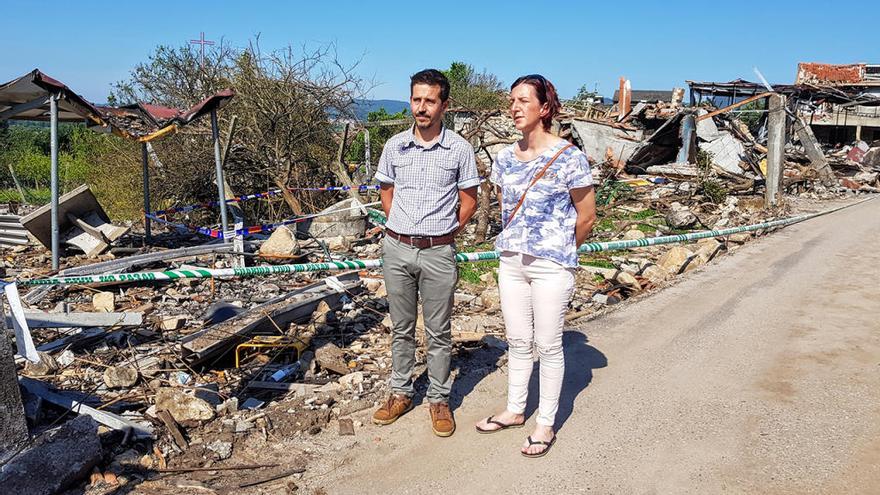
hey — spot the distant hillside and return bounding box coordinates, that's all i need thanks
[352,99,409,120]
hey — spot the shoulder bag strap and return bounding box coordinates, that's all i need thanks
[504,143,574,228]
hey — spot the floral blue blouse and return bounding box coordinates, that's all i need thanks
[490,141,593,267]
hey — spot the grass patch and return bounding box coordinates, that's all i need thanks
[596,217,615,232]
[628,208,657,220]
[579,251,616,269]
[0,187,50,204]
[457,242,499,285]
[581,258,615,269]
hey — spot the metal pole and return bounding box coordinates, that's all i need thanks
[49,94,60,270]
[211,109,229,243]
[363,127,371,181]
[141,142,151,244]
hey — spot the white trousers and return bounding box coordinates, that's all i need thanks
[498,251,575,427]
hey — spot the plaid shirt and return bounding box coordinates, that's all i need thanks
[375,126,479,236]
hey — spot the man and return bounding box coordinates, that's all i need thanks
[372,69,479,437]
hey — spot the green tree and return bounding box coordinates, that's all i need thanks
[106,39,367,218]
[442,61,505,111]
[735,99,766,133]
[567,84,603,111]
[346,107,410,170]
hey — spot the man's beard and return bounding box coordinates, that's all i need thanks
[414,114,433,129]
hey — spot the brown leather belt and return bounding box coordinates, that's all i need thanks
[386,229,456,249]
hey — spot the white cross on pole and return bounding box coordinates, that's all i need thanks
[189,32,215,66]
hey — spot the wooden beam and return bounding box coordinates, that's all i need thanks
[696,92,773,123]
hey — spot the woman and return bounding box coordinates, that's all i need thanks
[474,74,596,457]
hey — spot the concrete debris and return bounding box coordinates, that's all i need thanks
[324,236,351,252]
[641,265,671,284]
[338,418,355,436]
[159,315,188,331]
[695,238,723,263]
[20,184,130,258]
[592,293,621,306]
[338,371,364,389]
[155,388,215,425]
[699,131,748,176]
[8,310,142,328]
[0,416,102,495]
[727,233,752,244]
[92,291,115,312]
[479,287,501,311]
[658,246,693,274]
[683,253,706,272]
[23,351,58,376]
[258,225,301,257]
[315,343,349,375]
[623,229,646,240]
[312,300,333,324]
[615,271,642,290]
[207,439,233,460]
[665,208,698,229]
[0,331,28,465]
[102,366,139,388]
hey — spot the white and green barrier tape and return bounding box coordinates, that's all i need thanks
[16,197,875,287]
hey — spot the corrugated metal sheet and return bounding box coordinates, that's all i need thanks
[0,214,29,247]
[0,69,107,123]
[95,89,235,139]
[0,69,235,140]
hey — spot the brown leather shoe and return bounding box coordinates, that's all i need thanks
[372,394,413,425]
[429,402,456,437]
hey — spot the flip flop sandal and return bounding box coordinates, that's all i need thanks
[474,415,526,434]
[521,435,556,458]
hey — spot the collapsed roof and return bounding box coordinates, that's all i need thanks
[0,69,234,141]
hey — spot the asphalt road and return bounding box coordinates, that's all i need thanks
[315,197,880,495]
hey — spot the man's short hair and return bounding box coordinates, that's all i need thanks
[410,69,450,102]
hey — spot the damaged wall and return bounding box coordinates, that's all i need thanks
[570,119,644,163]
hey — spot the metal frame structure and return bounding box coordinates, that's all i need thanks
[0,69,235,268]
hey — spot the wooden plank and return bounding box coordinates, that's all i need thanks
[18,377,154,439]
[157,410,188,449]
[696,92,773,122]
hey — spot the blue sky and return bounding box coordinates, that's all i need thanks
[1,0,877,104]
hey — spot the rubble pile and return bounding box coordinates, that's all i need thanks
[2,233,514,491]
